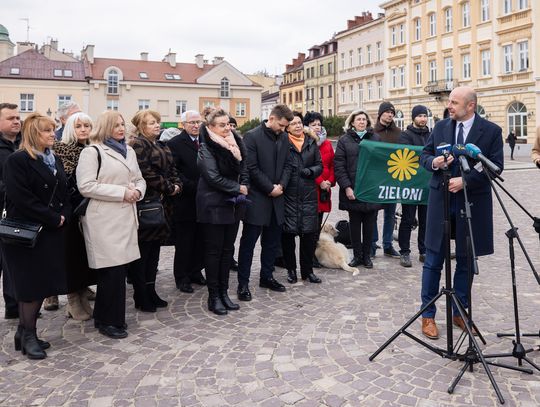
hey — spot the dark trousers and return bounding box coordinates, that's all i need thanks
[202,222,239,296]
[1,252,18,315]
[173,220,204,286]
[349,210,377,258]
[237,212,282,286]
[282,232,317,277]
[94,264,127,327]
[398,204,427,255]
[128,240,160,306]
[510,145,515,159]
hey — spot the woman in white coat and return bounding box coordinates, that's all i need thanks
[76,111,146,339]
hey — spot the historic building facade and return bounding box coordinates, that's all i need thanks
[279,53,306,114]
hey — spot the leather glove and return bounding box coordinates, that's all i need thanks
[300,168,312,178]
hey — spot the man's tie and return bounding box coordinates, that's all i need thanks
[457,122,464,145]
[194,138,199,150]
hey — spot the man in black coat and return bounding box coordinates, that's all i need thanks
[397,105,430,268]
[54,101,81,140]
[0,103,22,319]
[419,87,503,340]
[236,105,294,301]
[167,110,206,293]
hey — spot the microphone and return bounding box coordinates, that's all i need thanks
[465,143,502,174]
[452,144,470,174]
[436,143,451,170]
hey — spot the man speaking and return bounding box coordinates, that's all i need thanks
[419,86,503,340]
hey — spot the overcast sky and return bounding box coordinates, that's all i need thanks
[2,0,383,75]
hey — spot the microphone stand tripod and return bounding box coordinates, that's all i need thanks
[479,166,540,371]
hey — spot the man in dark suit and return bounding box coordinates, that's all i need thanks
[419,86,503,339]
[168,110,206,293]
[236,105,294,301]
[54,101,81,140]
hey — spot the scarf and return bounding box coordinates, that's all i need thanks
[355,129,367,141]
[288,132,304,152]
[205,127,242,161]
[316,127,327,146]
[35,148,57,175]
[104,137,127,158]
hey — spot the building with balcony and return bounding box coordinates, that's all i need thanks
[381,0,537,141]
[279,53,306,114]
[304,40,338,117]
[335,12,386,121]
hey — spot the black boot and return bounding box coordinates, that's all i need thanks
[348,256,363,267]
[208,296,227,315]
[287,270,298,284]
[147,282,168,308]
[21,328,47,359]
[219,290,240,310]
[14,325,50,351]
[363,254,373,269]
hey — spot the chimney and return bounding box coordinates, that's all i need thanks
[82,44,94,64]
[140,52,148,61]
[50,39,58,50]
[195,54,204,69]
[163,51,176,67]
[212,56,224,65]
[17,42,36,55]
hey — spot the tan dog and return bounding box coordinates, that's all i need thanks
[315,223,360,276]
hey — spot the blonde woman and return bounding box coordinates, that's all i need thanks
[76,111,146,339]
[2,113,70,359]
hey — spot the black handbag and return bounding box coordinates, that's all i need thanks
[74,146,101,217]
[137,198,166,230]
[0,180,58,248]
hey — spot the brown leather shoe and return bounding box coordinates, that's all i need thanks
[453,316,478,336]
[421,317,439,340]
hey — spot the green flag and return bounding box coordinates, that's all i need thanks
[354,140,430,205]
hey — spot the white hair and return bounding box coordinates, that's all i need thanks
[180,110,201,123]
[61,112,93,144]
[57,101,81,120]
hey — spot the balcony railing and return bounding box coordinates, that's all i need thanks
[424,79,458,94]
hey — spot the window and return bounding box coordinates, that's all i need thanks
[138,99,150,110]
[358,47,363,66]
[376,42,382,61]
[349,50,353,68]
[429,60,437,82]
[306,68,310,79]
[367,82,373,101]
[427,108,435,130]
[399,24,405,44]
[220,77,230,98]
[462,2,470,27]
[63,70,73,77]
[481,50,491,76]
[391,26,397,46]
[399,66,405,88]
[10,67,19,75]
[310,67,315,78]
[328,84,333,98]
[518,41,529,71]
[340,53,345,70]
[139,72,148,79]
[340,86,345,104]
[445,8,453,32]
[203,101,215,108]
[319,65,324,76]
[328,62,333,74]
[444,57,453,81]
[20,94,34,112]
[503,0,511,14]
[107,69,119,94]
[53,69,63,77]
[319,86,324,99]
[429,13,436,36]
[507,102,528,138]
[57,95,71,109]
[391,68,397,89]
[395,110,405,130]
[462,54,471,79]
[377,80,383,99]
[503,44,513,73]
[328,109,333,117]
[175,100,187,115]
[358,83,364,107]
[415,63,422,85]
[349,84,354,103]
[481,0,490,21]
[414,18,421,41]
[518,0,528,9]
[106,99,119,111]
[367,45,372,64]
[235,102,246,117]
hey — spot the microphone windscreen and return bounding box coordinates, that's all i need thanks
[465,143,482,158]
[452,144,467,157]
[436,143,451,155]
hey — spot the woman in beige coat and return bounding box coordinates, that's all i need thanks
[76,111,146,339]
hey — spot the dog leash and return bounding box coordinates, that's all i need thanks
[319,212,330,232]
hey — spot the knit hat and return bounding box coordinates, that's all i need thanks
[378,101,396,118]
[411,105,428,121]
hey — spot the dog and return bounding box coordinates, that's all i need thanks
[315,223,359,276]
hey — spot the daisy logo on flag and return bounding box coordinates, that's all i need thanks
[387,148,420,182]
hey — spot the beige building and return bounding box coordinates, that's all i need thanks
[0,24,15,62]
[83,46,262,126]
[335,13,386,121]
[304,40,338,117]
[381,0,537,141]
[280,53,306,114]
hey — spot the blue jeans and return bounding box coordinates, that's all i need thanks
[420,243,470,318]
[372,203,396,250]
[237,212,282,286]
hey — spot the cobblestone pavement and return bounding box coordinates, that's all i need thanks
[1,163,540,406]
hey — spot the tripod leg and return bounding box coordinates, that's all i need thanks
[522,357,540,372]
[448,361,469,394]
[486,361,533,374]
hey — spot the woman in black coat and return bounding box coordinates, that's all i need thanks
[280,112,323,284]
[196,108,249,315]
[1,113,70,359]
[334,109,381,269]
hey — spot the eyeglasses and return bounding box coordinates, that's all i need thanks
[185,120,202,126]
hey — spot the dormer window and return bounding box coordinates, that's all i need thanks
[139,72,148,79]
[173,74,181,80]
[63,69,73,77]
[9,68,19,75]
[220,77,230,98]
[107,69,119,94]
[54,69,63,77]
[164,73,181,80]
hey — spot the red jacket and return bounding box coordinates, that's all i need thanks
[315,139,335,212]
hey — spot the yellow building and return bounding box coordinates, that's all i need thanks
[381,0,537,142]
[280,53,306,114]
[304,40,338,117]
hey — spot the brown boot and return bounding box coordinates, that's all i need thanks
[453,316,478,336]
[421,317,439,340]
[79,289,94,317]
[66,293,91,321]
[43,296,59,311]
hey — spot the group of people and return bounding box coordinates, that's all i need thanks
[0,83,519,359]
